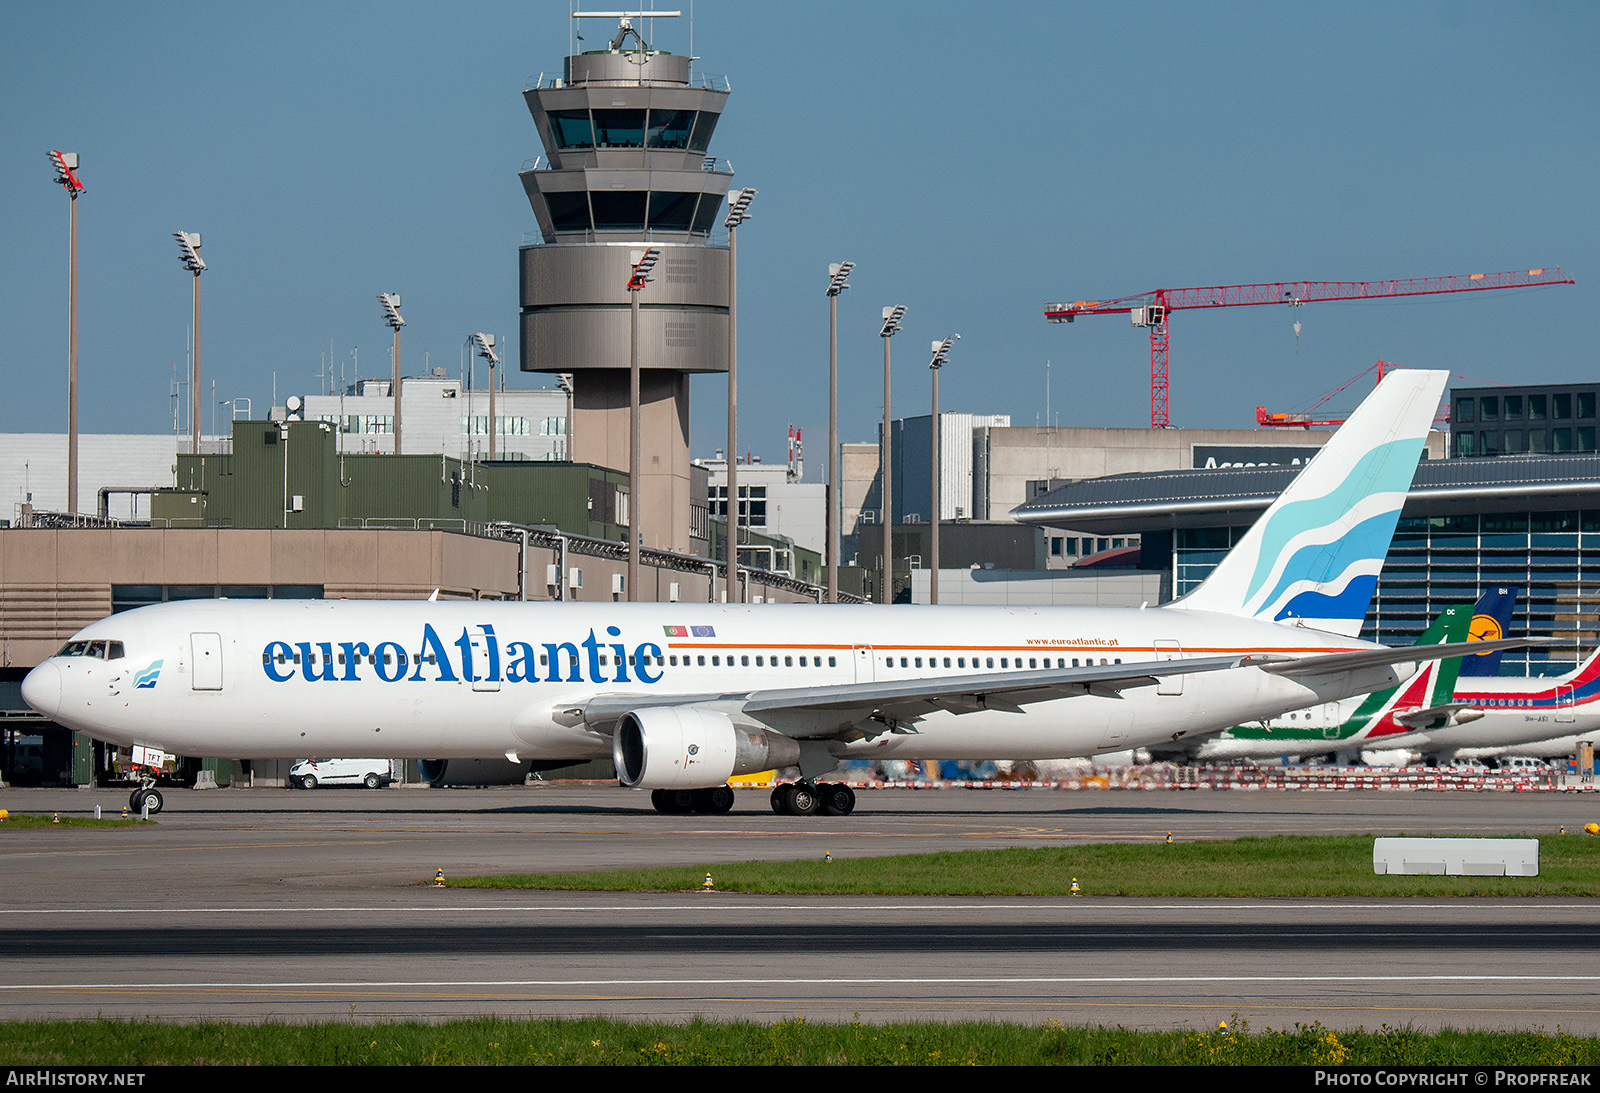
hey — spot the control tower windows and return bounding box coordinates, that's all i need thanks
[593,109,646,148]
[648,109,696,149]
[549,111,595,149]
[648,191,699,232]
[690,194,723,234]
[545,108,722,151]
[546,192,592,233]
[687,112,719,152]
[591,190,647,231]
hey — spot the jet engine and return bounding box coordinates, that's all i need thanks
[613,706,800,789]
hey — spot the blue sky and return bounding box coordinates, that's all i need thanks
[4,1,1595,476]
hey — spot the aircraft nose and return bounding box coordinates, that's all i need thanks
[21,662,61,719]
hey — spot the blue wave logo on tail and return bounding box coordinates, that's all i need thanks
[1171,369,1446,637]
[134,660,164,689]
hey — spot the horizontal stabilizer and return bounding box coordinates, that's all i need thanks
[1263,636,1546,679]
[1392,703,1484,731]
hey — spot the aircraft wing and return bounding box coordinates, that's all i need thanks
[578,653,1285,731]
[1260,637,1545,679]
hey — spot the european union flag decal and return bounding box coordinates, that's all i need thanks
[134,660,164,689]
[690,625,716,638]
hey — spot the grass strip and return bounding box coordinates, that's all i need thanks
[0,812,146,828]
[1,1015,1597,1065]
[452,834,1600,896]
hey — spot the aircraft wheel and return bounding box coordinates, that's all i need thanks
[694,785,735,814]
[128,788,145,812]
[786,782,819,816]
[770,785,790,814]
[134,789,164,816]
[650,788,695,815]
[818,783,856,816]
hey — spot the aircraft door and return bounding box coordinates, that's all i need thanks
[1557,684,1576,723]
[853,646,875,684]
[1154,640,1183,696]
[191,632,223,691]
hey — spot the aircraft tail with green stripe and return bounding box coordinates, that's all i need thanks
[1151,598,1486,762]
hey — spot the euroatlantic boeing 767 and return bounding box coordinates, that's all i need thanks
[22,370,1530,816]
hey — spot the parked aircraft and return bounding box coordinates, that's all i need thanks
[1147,599,1485,764]
[1366,642,1600,763]
[24,370,1526,816]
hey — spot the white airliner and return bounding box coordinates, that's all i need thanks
[1361,647,1600,762]
[22,370,1525,817]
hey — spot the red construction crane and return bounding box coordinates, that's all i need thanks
[1044,267,1575,428]
[1256,361,1396,428]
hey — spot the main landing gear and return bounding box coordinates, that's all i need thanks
[129,785,164,816]
[771,781,855,817]
[650,786,735,815]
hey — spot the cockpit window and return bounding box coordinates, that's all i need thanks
[55,640,125,660]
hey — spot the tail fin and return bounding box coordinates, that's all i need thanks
[1458,586,1519,678]
[1172,368,1446,636]
[1422,603,1475,706]
[1347,602,1472,722]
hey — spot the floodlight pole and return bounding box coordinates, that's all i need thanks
[471,333,501,461]
[724,188,756,604]
[879,305,906,604]
[378,293,405,455]
[627,248,660,603]
[173,232,206,456]
[50,152,84,513]
[825,261,854,604]
[929,335,958,605]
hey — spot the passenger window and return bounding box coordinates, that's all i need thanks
[986,658,994,668]
[741,655,750,667]
[828,656,837,667]
[785,656,793,667]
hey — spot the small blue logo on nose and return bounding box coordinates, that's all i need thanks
[134,660,164,689]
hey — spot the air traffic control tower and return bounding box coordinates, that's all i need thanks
[519,12,732,554]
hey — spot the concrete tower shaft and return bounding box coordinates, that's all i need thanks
[519,20,733,555]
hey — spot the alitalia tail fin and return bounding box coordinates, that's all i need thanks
[1172,368,1446,636]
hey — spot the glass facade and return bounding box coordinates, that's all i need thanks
[1175,512,1600,676]
[539,189,724,236]
[549,107,717,152]
[1454,383,1600,459]
[112,585,324,612]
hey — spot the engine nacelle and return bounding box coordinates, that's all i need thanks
[613,706,800,790]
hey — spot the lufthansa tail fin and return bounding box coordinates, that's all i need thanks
[1458,586,1519,678]
[1171,368,1446,636]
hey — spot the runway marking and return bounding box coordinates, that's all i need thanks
[4,974,1599,991]
[3,900,1599,915]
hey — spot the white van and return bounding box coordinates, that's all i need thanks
[1496,756,1549,775]
[289,758,394,789]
